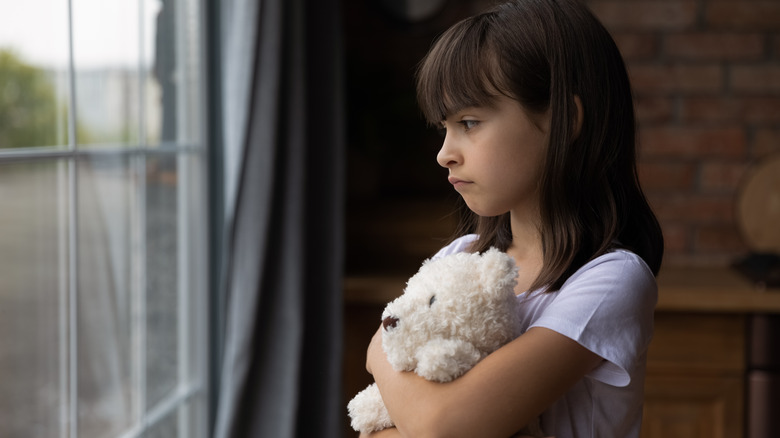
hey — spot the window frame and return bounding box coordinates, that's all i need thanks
[0,0,212,435]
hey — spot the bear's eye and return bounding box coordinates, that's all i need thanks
[429,295,436,306]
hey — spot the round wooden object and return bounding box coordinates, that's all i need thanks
[737,154,780,253]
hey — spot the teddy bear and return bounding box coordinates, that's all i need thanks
[347,247,543,437]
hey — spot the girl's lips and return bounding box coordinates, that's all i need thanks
[448,176,472,186]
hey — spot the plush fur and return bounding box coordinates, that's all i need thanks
[347,248,543,436]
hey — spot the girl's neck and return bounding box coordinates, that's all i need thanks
[506,210,544,293]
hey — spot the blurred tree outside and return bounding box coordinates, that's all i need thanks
[0,48,68,148]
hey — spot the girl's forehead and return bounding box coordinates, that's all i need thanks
[417,21,508,123]
[440,91,504,118]
[442,104,488,121]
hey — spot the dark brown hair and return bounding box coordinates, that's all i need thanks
[416,0,663,291]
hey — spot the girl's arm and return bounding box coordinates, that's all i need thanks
[359,428,400,438]
[359,429,546,438]
[366,325,602,438]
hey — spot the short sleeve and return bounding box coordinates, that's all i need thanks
[431,234,479,259]
[529,251,658,387]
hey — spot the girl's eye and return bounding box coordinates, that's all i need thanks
[459,120,479,130]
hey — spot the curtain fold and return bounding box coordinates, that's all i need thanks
[214,0,344,436]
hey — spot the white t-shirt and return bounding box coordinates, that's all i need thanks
[433,234,658,438]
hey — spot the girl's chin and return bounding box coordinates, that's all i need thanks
[462,200,506,218]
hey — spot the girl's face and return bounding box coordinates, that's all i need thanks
[437,95,550,218]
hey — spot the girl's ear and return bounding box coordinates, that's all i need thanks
[573,95,584,141]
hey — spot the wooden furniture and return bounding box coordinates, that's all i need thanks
[642,267,780,438]
[343,267,780,438]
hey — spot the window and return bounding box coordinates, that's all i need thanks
[0,1,208,437]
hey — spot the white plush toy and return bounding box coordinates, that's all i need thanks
[347,248,543,436]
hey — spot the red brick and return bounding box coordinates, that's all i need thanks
[706,2,780,30]
[660,222,692,252]
[775,36,780,59]
[635,96,675,124]
[638,161,696,191]
[589,1,698,31]
[695,224,747,252]
[753,128,780,158]
[731,66,780,94]
[665,33,765,61]
[681,97,780,124]
[699,162,749,193]
[639,126,747,159]
[647,193,735,223]
[629,64,724,95]
[613,33,659,61]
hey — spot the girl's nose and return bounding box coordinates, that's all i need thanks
[436,134,460,168]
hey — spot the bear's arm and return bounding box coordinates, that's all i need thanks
[414,338,482,382]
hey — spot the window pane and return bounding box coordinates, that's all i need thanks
[146,154,178,409]
[0,0,70,149]
[145,398,206,438]
[72,1,141,146]
[181,153,207,377]
[0,161,67,438]
[170,0,203,147]
[145,409,177,438]
[77,155,135,437]
[145,0,178,146]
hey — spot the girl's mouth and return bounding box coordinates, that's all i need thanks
[448,176,471,187]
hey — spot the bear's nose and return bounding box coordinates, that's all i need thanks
[382,316,399,330]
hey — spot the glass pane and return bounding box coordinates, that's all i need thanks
[184,395,208,438]
[146,398,206,438]
[0,160,67,437]
[72,0,141,146]
[146,154,178,409]
[145,0,178,146]
[0,0,70,149]
[145,409,177,438]
[172,0,202,147]
[77,155,135,437]
[181,153,207,379]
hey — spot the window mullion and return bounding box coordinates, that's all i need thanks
[58,160,70,438]
[66,0,79,436]
[176,1,194,434]
[135,0,149,432]
[66,159,79,438]
[178,154,191,437]
[132,152,148,434]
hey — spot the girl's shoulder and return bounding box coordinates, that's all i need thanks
[431,234,479,259]
[554,249,658,316]
[566,249,656,290]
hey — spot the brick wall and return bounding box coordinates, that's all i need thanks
[587,0,780,266]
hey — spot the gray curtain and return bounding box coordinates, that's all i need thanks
[214,0,345,436]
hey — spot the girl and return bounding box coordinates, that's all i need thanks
[361,0,664,437]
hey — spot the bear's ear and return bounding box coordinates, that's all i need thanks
[478,248,518,290]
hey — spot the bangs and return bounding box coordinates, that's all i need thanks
[416,15,507,124]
